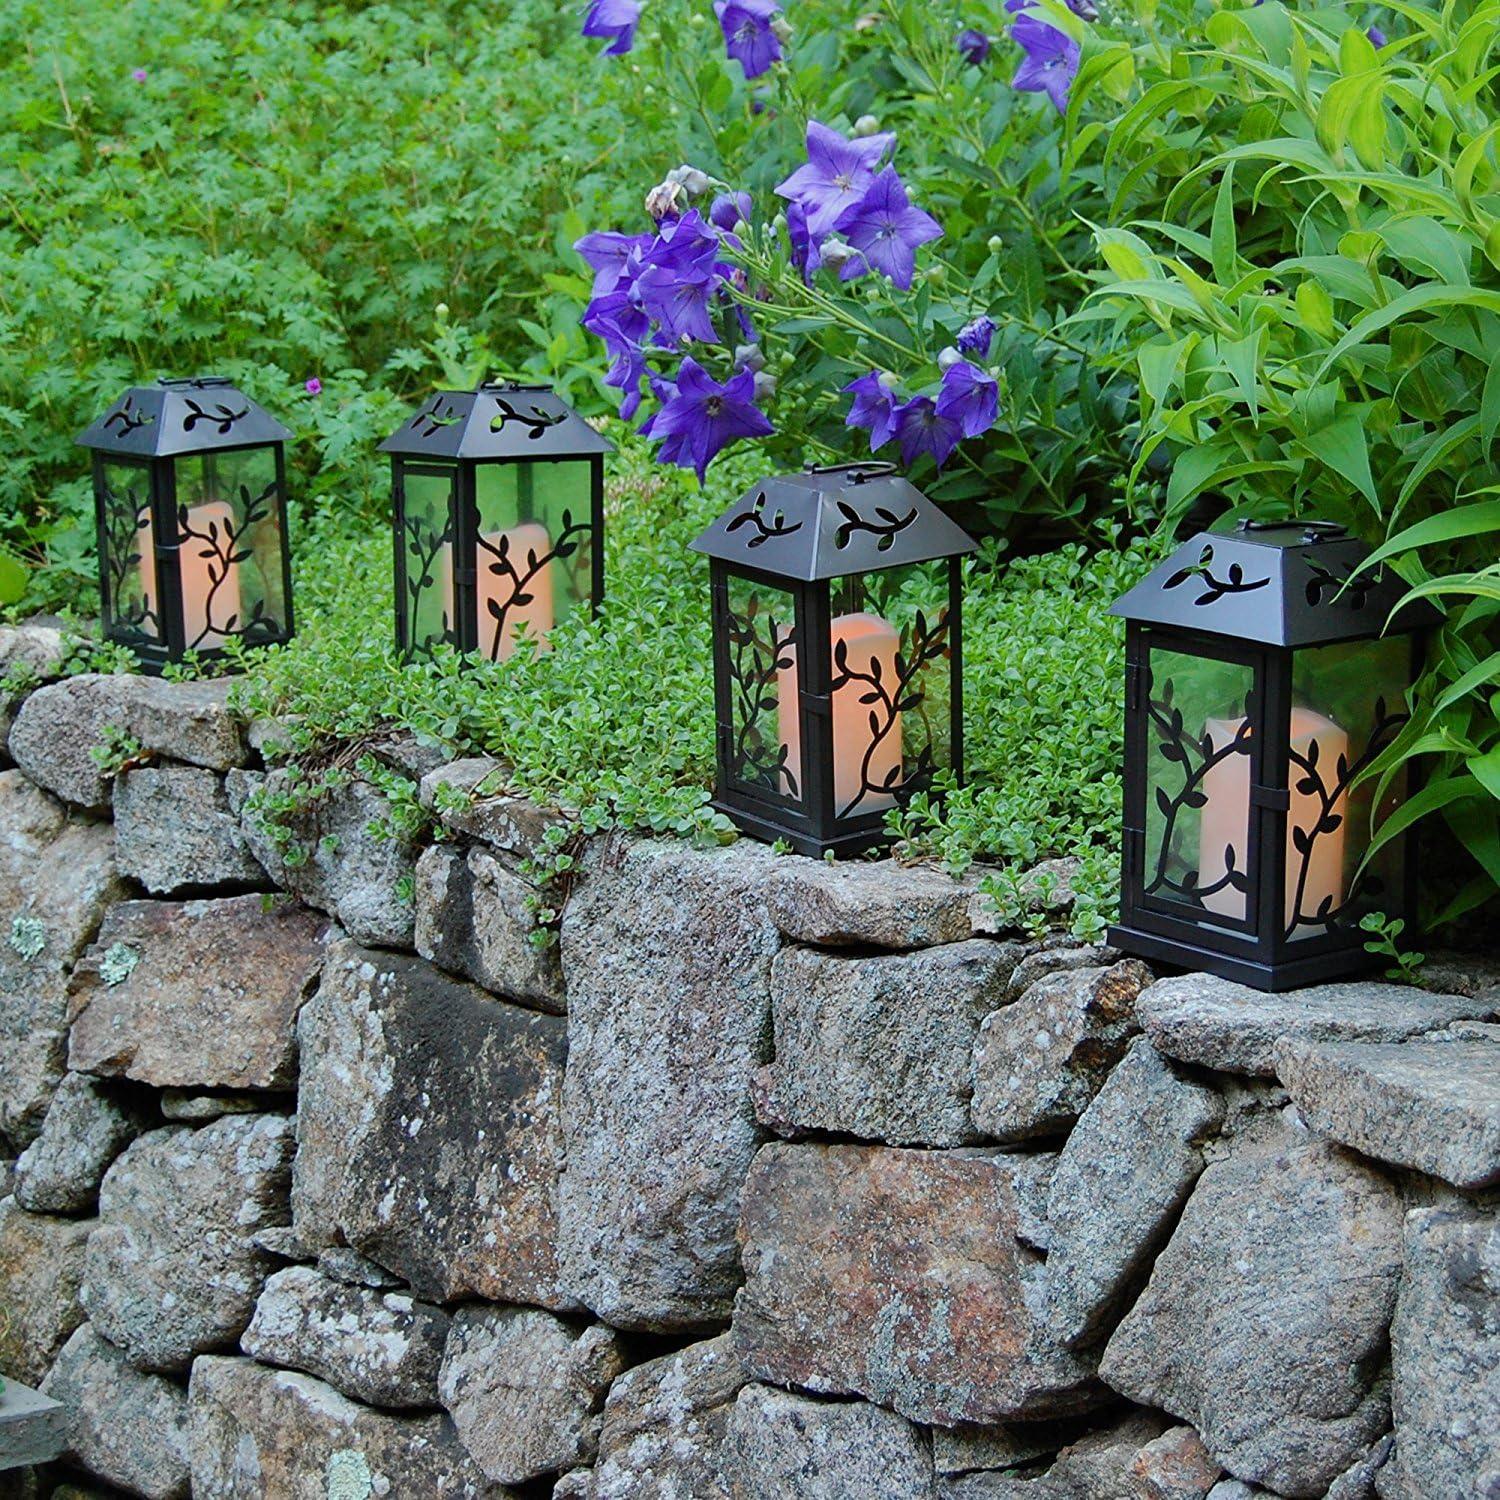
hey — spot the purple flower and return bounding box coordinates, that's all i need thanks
[956,29,991,65]
[776,120,897,238]
[582,0,642,55]
[574,230,651,297]
[714,0,783,79]
[843,371,901,452]
[304,377,322,396]
[957,315,996,358]
[643,357,773,482]
[893,397,963,468]
[832,166,942,291]
[786,201,822,284]
[634,259,722,344]
[1010,10,1080,113]
[935,360,997,438]
[710,191,752,233]
[1367,25,1388,46]
[130,67,148,82]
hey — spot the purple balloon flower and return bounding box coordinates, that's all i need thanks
[710,191,753,233]
[957,315,997,358]
[1367,25,1388,46]
[776,120,897,238]
[644,357,773,482]
[714,0,783,79]
[843,371,902,452]
[785,202,822,285]
[304,377,322,396]
[1010,9,1079,113]
[581,0,642,55]
[634,260,722,345]
[956,28,991,65]
[935,360,998,439]
[832,166,942,291]
[574,230,652,297]
[893,397,963,469]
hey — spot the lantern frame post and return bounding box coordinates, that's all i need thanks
[1109,520,1436,992]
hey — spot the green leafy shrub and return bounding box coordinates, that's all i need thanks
[1088,0,1500,922]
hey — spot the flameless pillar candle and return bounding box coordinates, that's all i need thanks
[138,502,242,651]
[779,611,903,813]
[444,522,556,661]
[1198,706,1349,928]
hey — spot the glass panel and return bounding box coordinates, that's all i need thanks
[473,460,594,661]
[398,465,457,654]
[1143,647,1258,927]
[826,562,954,821]
[98,460,160,645]
[722,573,800,804]
[173,447,287,650]
[1286,637,1410,941]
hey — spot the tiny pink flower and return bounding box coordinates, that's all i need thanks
[304,377,322,395]
[131,68,148,82]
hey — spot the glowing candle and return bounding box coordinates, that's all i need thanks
[445,522,556,661]
[138,502,242,651]
[779,611,903,813]
[1197,706,1349,929]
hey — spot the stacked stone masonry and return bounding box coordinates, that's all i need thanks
[0,628,1496,1499]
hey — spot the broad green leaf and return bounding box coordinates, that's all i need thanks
[1210,163,1238,287]
[1357,499,1500,572]
[0,551,25,607]
[1298,415,1377,508]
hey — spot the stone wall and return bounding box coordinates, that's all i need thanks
[0,627,1497,1500]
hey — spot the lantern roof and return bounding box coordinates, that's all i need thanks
[379,382,614,461]
[1109,520,1440,647]
[76,378,291,458]
[690,462,977,582]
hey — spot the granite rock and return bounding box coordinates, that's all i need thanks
[40,1323,192,1499]
[0,771,125,1146]
[1101,1136,1403,1497]
[68,896,327,1092]
[720,1383,933,1498]
[438,1305,627,1484]
[592,1333,747,1500]
[112,767,264,894]
[82,1114,294,1373]
[1275,1036,1500,1190]
[0,1196,94,1384]
[293,940,571,1308]
[971,960,1151,1142]
[1130,1424,1223,1499]
[418,757,565,866]
[1137,974,1495,1078]
[735,1142,1097,1425]
[1377,1208,1498,1500]
[241,1265,450,1410]
[1004,945,1121,1003]
[558,839,781,1330]
[0,623,68,682]
[761,857,979,949]
[1046,1039,1225,1346]
[415,843,563,1011]
[10,674,244,808]
[755,939,1024,1146]
[12,1073,151,1215]
[240,767,419,948]
[1325,1436,1393,1500]
[188,1355,502,1498]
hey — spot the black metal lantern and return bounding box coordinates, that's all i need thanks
[76,377,295,671]
[379,381,612,662]
[1108,520,1439,992]
[691,461,977,859]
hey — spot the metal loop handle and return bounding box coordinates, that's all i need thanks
[804,460,896,483]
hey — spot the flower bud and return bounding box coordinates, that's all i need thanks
[772,212,788,234]
[753,371,778,402]
[854,114,881,137]
[435,302,450,319]
[669,164,714,196]
[987,234,1004,253]
[771,15,792,41]
[938,346,963,371]
[734,344,766,372]
[820,238,857,270]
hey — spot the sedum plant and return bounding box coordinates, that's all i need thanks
[1086,0,1500,924]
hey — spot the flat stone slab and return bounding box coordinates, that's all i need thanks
[1276,1037,1500,1189]
[760,857,980,949]
[0,1378,66,1470]
[1137,974,1495,1077]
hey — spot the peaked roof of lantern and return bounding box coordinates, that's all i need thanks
[379,383,614,460]
[76,379,291,458]
[1109,522,1440,646]
[690,463,977,582]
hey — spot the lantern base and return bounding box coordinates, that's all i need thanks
[713,798,895,861]
[1107,922,1386,994]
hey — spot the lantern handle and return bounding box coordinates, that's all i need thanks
[1239,517,1347,544]
[804,460,896,485]
[477,378,554,394]
[157,376,235,390]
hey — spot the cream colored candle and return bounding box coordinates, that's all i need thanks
[138,502,242,650]
[779,611,903,812]
[1197,706,1349,928]
[444,522,556,661]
